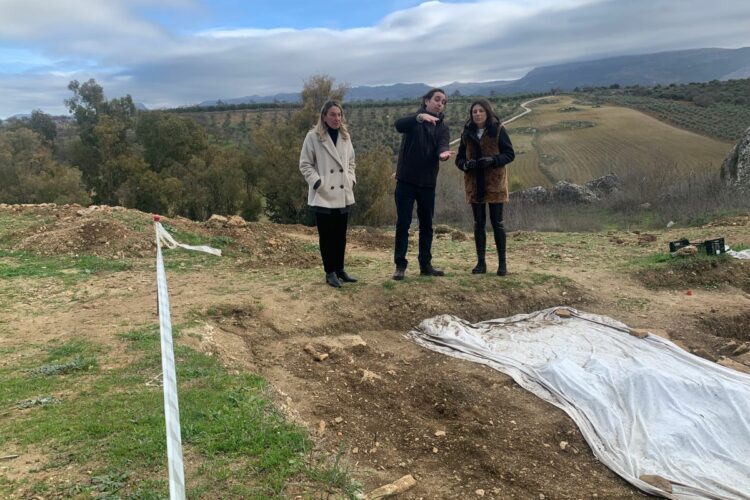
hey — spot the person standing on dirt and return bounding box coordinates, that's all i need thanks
[455,98,515,275]
[392,88,453,281]
[299,100,358,288]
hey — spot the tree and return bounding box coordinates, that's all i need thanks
[29,110,57,145]
[65,79,137,200]
[349,146,395,225]
[295,74,349,132]
[136,112,208,172]
[0,128,88,204]
[256,74,349,223]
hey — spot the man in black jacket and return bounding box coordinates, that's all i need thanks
[392,88,452,280]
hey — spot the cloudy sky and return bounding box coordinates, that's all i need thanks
[1,0,749,118]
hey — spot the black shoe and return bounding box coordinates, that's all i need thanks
[336,270,358,283]
[497,263,507,276]
[392,267,405,281]
[420,265,445,277]
[472,261,487,274]
[325,272,342,288]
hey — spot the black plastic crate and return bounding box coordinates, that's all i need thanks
[703,238,725,256]
[668,238,691,252]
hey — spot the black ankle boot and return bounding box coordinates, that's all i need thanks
[336,269,358,283]
[472,260,487,274]
[325,272,342,288]
[497,261,507,276]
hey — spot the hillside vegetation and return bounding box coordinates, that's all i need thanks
[2,76,748,231]
[504,96,731,187]
[578,78,750,141]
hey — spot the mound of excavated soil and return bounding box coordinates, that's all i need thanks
[636,258,750,293]
[348,226,394,250]
[5,204,320,266]
[215,222,320,268]
[15,210,154,258]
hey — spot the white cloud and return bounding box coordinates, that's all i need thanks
[1,0,750,117]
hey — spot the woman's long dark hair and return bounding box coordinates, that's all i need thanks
[465,98,500,129]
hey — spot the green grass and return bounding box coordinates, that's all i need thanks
[626,251,731,270]
[0,213,56,243]
[1,326,359,499]
[0,249,131,283]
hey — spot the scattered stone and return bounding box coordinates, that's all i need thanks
[304,344,328,362]
[639,474,673,494]
[365,474,416,499]
[718,357,750,375]
[691,348,714,361]
[559,441,568,451]
[206,214,228,227]
[432,447,439,454]
[720,125,750,191]
[732,343,750,356]
[317,420,326,435]
[435,430,446,437]
[360,369,382,383]
[554,308,572,318]
[628,328,649,339]
[675,245,698,256]
[584,173,622,199]
[551,181,598,204]
[334,417,343,424]
[511,185,550,204]
[226,215,247,227]
[475,489,485,497]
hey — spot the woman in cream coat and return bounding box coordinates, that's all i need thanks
[299,100,358,288]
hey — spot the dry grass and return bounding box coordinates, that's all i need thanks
[505,97,732,188]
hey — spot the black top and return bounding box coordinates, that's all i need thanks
[327,126,339,145]
[394,108,450,188]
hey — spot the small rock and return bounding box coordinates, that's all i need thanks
[317,420,326,435]
[733,343,750,356]
[675,245,698,256]
[639,474,673,493]
[475,489,485,497]
[628,328,649,339]
[432,447,438,454]
[559,441,568,451]
[435,430,446,437]
[718,357,750,375]
[691,348,714,361]
[554,308,572,318]
[334,417,343,424]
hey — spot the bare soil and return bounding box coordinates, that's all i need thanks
[2,204,749,499]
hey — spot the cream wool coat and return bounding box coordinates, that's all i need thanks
[299,129,357,209]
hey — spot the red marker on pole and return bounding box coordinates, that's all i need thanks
[686,289,693,296]
[154,214,161,222]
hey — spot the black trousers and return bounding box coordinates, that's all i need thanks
[471,203,505,260]
[394,181,435,270]
[315,211,349,273]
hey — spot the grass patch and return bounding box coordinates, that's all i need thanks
[626,251,731,271]
[1,326,357,498]
[0,249,131,282]
[0,213,55,245]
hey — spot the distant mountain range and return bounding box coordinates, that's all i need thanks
[198,46,750,106]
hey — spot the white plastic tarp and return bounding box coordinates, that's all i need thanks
[407,307,750,499]
[728,248,750,260]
